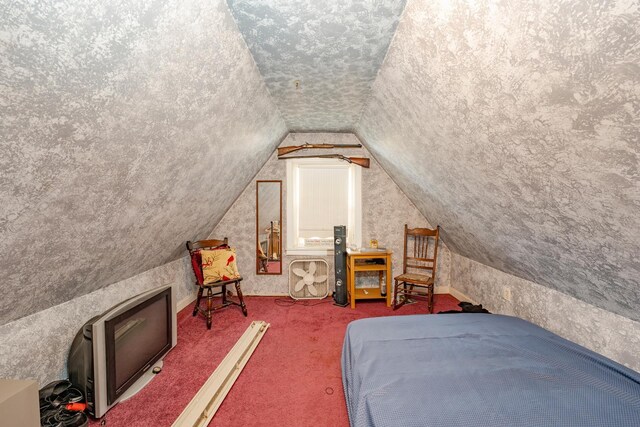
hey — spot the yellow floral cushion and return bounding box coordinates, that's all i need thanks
[201,248,241,284]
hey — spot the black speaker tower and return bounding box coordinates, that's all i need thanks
[333,225,348,307]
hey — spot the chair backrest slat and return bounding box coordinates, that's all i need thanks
[402,224,440,279]
[407,256,435,263]
[406,264,434,270]
[186,238,229,252]
[406,227,439,237]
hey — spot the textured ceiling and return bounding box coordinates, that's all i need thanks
[357,0,640,321]
[0,0,286,324]
[226,0,407,131]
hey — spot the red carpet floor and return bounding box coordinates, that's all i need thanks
[91,294,460,427]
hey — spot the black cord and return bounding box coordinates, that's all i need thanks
[274,297,333,307]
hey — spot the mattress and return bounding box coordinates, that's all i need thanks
[341,314,640,427]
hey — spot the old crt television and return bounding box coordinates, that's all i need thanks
[68,285,177,418]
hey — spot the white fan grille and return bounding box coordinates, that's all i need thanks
[288,259,330,299]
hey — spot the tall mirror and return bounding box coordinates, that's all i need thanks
[256,180,282,275]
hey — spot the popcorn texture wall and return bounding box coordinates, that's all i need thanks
[0,0,286,324]
[357,0,640,321]
[450,253,640,372]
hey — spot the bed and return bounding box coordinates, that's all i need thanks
[342,314,640,427]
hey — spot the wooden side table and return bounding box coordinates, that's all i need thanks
[346,249,392,309]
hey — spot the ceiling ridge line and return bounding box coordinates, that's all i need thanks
[223,0,289,131]
[352,130,445,239]
[353,0,411,131]
[205,130,289,240]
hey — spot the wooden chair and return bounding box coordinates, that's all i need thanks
[393,225,440,313]
[186,238,247,329]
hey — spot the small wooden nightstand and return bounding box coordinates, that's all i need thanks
[346,248,392,309]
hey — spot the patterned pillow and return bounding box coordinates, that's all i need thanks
[189,245,229,285]
[189,250,205,285]
[201,248,241,284]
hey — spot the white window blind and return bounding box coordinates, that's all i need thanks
[286,158,361,254]
[298,166,349,239]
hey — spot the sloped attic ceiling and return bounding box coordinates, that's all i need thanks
[0,0,286,324]
[227,0,407,131]
[357,0,640,321]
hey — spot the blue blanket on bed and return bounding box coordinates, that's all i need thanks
[342,314,640,427]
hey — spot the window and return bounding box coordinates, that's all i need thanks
[286,157,362,255]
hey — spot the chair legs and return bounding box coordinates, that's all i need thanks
[428,286,434,313]
[193,280,248,329]
[392,279,400,310]
[393,280,434,313]
[393,280,411,311]
[235,282,248,316]
[193,287,204,317]
[206,287,214,329]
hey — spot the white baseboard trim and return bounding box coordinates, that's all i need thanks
[447,286,478,305]
[246,293,289,297]
[177,292,198,312]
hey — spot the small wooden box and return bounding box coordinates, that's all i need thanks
[0,379,39,427]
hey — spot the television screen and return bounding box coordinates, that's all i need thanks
[104,289,172,404]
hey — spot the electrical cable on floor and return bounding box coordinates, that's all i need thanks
[273,297,333,307]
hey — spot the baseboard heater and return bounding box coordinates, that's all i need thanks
[172,320,270,427]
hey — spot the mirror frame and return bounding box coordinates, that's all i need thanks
[256,180,283,275]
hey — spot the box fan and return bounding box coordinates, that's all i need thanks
[288,259,329,299]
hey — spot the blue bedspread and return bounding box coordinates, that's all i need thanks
[342,314,640,427]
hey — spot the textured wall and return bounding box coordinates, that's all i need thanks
[209,133,451,296]
[0,256,195,386]
[357,0,640,321]
[450,253,640,372]
[0,0,287,324]
[227,0,407,131]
